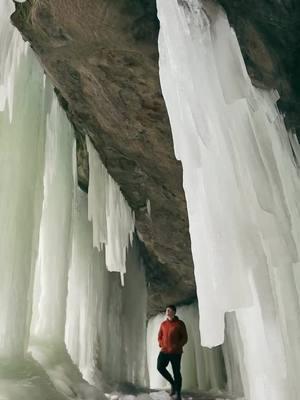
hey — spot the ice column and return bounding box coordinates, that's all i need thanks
[222,314,244,398]
[147,304,226,392]
[28,92,100,399]
[0,5,83,399]
[0,0,46,358]
[157,0,300,398]
[65,189,148,387]
[92,239,148,387]
[65,188,107,385]
[119,242,149,387]
[30,93,75,342]
[0,1,147,396]
[86,136,135,284]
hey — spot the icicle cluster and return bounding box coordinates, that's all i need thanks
[0,0,45,359]
[65,189,104,384]
[65,189,148,387]
[157,0,300,398]
[147,304,226,393]
[30,93,76,342]
[0,3,147,398]
[0,1,27,120]
[86,136,135,284]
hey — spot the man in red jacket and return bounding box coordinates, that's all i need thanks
[157,305,188,400]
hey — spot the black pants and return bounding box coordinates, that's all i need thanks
[157,352,182,394]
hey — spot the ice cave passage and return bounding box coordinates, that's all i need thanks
[1,0,300,400]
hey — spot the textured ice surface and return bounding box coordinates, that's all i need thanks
[0,2,80,399]
[222,315,243,398]
[65,189,105,385]
[0,0,45,359]
[157,0,300,398]
[30,92,75,342]
[27,88,100,398]
[147,304,226,392]
[0,1,27,119]
[86,136,135,284]
[65,190,148,388]
[0,3,147,398]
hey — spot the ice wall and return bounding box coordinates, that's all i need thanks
[28,94,147,396]
[30,93,75,342]
[222,314,244,398]
[157,0,300,398]
[0,2,147,398]
[27,89,100,399]
[0,2,78,399]
[0,0,45,358]
[95,238,148,387]
[86,136,135,285]
[65,188,105,385]
[119,242,148,387]
[147,304,226,392]
[65,189,148,388]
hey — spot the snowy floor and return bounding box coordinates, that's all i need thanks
[105,389,242,400]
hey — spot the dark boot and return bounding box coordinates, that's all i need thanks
[170,385,176,396]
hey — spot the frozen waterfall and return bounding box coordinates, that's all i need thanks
[157,0,300,399]
[0,0,45,359]
[66,189,148,388]
[4,0,300,398]
[0,2,147,398]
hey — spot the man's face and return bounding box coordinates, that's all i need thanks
[166,307,176,320]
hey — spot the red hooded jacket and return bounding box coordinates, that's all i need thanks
[158,316,188,354]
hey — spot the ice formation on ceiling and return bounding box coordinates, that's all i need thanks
[157,0,300,398]
[0,2,147,398]
[86,136,135,285]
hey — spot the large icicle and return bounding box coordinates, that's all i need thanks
[0,2,148,397]
[29,93,102,399]
[118,241,149,387]
[30,93,75,342]
[65,188,105,385]
[0,0,45,359]
[86,136,135,284]
[65,189,148,388]
[157,0,300,398]
[0,3,77,399]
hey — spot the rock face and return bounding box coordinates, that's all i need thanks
[11,0,300,314]
[11,0,196,315]
[217,0,300,136]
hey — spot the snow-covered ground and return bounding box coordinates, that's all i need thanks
[104,389,241,400]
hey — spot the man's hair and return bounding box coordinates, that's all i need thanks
[166,304,176,313]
